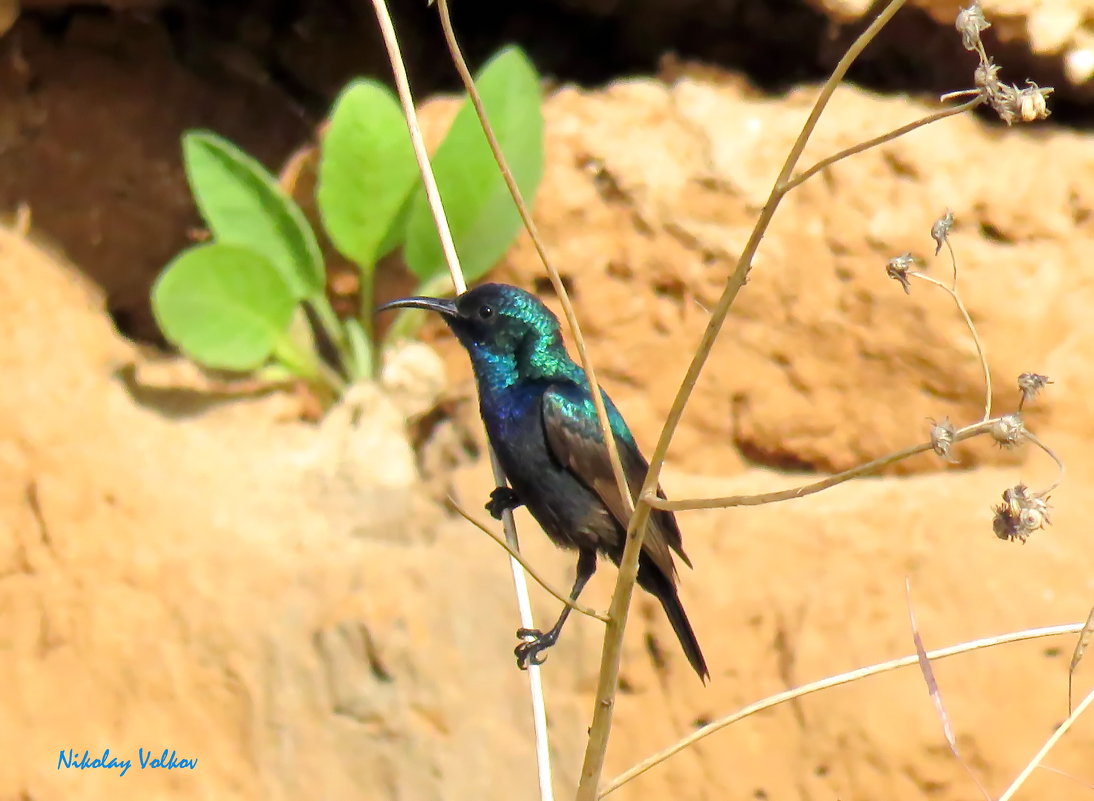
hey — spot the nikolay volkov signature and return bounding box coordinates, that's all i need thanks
[58,748,197,777]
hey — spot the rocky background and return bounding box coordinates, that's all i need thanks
[2,1,1094,800]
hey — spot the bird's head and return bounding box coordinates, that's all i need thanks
[376,283,568,380]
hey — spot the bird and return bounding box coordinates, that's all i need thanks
[376,283,708,681]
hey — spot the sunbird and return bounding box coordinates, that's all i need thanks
[377,283,708,680]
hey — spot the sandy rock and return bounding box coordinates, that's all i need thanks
[0,227,585,801]
[467,78,1090,478]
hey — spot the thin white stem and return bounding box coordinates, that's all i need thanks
[368,2,554,798]
[996,685,1094,801]
[602,622,1087,796]
[433,0,630,518]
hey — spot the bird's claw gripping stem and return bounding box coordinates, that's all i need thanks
[515,627,558,669]
[486,486,522,520]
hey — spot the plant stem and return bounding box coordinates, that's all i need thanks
[579,3,911,796]
[645,419,997,512]
[433,0,630,508]
[448,497,609,622]
[367,2,555,798]
[783,97,984,192]
[601,622,1088,796]
[996,684,1094,801]
[272,333,345,393]
[304,291,354,383]
[910,271,992,422]
[356,264,380,379]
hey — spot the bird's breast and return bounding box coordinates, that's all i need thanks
[477,383,616,554]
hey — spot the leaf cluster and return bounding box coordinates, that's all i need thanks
[152,45,544,393]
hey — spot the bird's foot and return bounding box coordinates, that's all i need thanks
[514,627,559,670]
[486,486,522,521]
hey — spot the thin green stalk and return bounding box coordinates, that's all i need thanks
[356,265,380,378]
[272,333,345,392]
[307,292,350,373]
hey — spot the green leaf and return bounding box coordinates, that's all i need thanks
[317,80,419,269]
[404,45,544,283]
[182,131,324,298]
[152,243,297,371]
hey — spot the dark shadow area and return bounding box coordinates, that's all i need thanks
[1,0,1090,343]
[114,363,288,419]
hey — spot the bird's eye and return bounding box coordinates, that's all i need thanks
[477,304,495,321]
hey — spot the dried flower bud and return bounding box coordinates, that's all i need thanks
[956,1,990,51]
[990,413,1025,448]
[975,61,1003,92]
[886,253,917,294]
[1017,372,1052,408]
[992,484,1050,543]
[1017,81,1053,122]
[990,83,1021,125]
[929,417,958,462]
[979,74,1055,126]
[931,211,954,256]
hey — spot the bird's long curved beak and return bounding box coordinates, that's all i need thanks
[374,296,457,318]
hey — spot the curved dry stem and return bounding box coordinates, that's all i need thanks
[368,2,554,798]
[911,271,992,421]
[430,8,642,799]
[602,622,1088,796]
[576,3,913,797]
[645,420,998,513]
[945,238,959,291]
[433,0,631,512]
[783,97,984,193]
[1022,429,1066,496]
[448,497,609,623]
[996,685,1094,801]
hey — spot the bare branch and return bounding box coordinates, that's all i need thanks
[910,270,992,421]
[783,98,983,193]
[645,419,997,512]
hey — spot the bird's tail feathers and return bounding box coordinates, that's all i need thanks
[639,563,709,682]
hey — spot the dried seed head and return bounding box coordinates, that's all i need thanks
[1017,372,1052,408]
[1017,81,1053,122]
[956,1,990,51]
[993,484,1050,543]
[990,413,1025,448]
[929,417,958,462]
[975,60,1003,91]
[886,253,917,294]
[978,71,1055,125]
[931,211,955,256]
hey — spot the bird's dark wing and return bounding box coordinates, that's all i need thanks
[541,385,691,581]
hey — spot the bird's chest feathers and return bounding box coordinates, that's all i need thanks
[478,382,544,447]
